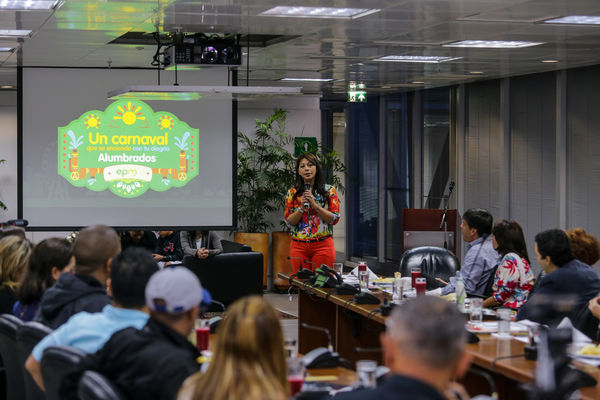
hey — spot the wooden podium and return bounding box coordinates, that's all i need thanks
[401,208,460,257]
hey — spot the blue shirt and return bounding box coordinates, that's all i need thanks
[32,304,148,361]
[441,236,500,296]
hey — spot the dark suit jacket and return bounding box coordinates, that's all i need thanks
[517,259,600,325]
[333,374,445,400]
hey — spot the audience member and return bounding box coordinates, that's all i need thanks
[37,225,120,328]
[335,296,472,400]
[14,238,73,321]
[153,230,183,264]
[0,225,26,239]
[180,230,222,260]
[441,208,500,296]
[566,227,600,267]
[120,230,157,252]
[517,229,600,324]
[0,235,33,313]
[61,267,202,400]
[26,247,157,391]
[483,220,535,309]
[178,296,288,400]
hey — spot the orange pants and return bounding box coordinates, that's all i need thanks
[289,236,335,273]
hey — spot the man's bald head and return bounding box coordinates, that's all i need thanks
[73,225,121,274]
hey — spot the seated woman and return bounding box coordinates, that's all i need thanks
[482,220,535,309]
[0,235,33,314]
[14,237,73,321]
[566,227,600,267]
[180,231,223,260]
[178,296,287,400]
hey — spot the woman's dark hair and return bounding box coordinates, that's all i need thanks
[492,220,530,263]
[293,153,327,200]
[565,228,600,266]
[17,238,71,305]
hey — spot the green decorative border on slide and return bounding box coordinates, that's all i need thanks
[57,100,199,198]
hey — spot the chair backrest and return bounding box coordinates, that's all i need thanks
[78,370,125,400]
[17,321,53,400]
[0,313,25,400]
[220,239,251,253]
[398,246,460,289]
[41,345,87,400]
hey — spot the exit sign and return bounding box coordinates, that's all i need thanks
[348,90,367,102]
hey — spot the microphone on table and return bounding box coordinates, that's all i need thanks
[300,322,341,369]
[301,322,333,351]
[303,183,311,210]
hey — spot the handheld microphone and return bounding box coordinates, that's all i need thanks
[448,181,455,196]
[303,183,311,210]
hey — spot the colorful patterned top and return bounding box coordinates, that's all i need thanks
[491,253,535,309]
[284,184,340,241]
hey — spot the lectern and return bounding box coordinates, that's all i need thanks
[401,208,460,258]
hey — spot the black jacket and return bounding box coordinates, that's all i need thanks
[121,231,157,252]
[333,374,446,400]
[37,273,109,329]
[61,317,200,400]
[154,232,184,262]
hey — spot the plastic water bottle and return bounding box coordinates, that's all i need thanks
[455,277,465,312]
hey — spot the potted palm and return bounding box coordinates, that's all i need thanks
[236,109,295,286]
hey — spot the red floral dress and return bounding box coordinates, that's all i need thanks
[492,253,535,309]
[284,184,340,240]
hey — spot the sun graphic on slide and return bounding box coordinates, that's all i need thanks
[158,115,174,130]
[84,114,101,129]
[114,102,145,125]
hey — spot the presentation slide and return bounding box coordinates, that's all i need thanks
[20,68,234,230]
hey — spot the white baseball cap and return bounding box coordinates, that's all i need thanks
[145,267,203,313]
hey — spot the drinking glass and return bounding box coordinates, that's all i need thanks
[497,308,512,337]
[392,278,403,303]
[469,298,483,326]
[356,360,377,388]
[410,268,421,288]
[287,356,305,396]
[359,270,369,289]
[332,262,344,276]
[195,321,210,351]
[415,277,426,296]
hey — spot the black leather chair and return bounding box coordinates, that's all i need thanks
[17,321,53,400]
[41,345,87,400]
[183,251,263,307]
[398,246,459,289]
[220,239,251,253]
[0,314,25,400]
[78,370,125,400]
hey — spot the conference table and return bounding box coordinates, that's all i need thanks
[280,273,600,400]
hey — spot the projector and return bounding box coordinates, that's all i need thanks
[171,34,242,67]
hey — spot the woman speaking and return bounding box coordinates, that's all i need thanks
[284,153,340,272]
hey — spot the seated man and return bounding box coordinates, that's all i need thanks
[441,208,500,296]
[26,247,158,391]
[37,225,121,328]
[120,230,157,252]
[61,267,202,400]
[335,296,472,400]
[517,229,600,324]
[153,230,183,265]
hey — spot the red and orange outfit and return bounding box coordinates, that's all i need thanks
[284,184,340,272]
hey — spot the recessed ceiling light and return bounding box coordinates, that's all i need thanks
[542,59,559,63]
[469,71,485,74]
[444,40,543,48]
[0,0,62,10]
[0,30,32,38]
[411,81,425,84]
[280,78,334,82]
[260,6,380,19]
[544,16,600,25]
[0,47,13,52]
[374,55,462,63]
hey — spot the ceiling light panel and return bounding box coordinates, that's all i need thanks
[374,55,462,63]
[0,30,32,37]
[444,40,543,48]
[260,6,380,19]
[544,16,600,25]
[280,78,333,82]
[0,0,60,10]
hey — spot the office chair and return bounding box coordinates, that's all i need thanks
[0,313,25,400]
[41,345,87,400]
[398,246,459,289]
[16,321,52,400]
[78,370,125,400]
[220,239,252,253]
